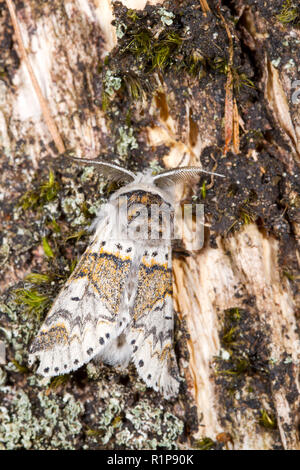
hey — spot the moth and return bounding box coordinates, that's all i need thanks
[29,158,223,398]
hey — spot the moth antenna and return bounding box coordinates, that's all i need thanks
[67,155,136,183]
[153,166,225,187]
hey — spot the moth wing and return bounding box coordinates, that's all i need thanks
[128,244,180,398]
[29,233,134,377]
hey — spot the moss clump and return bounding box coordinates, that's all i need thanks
[118,27,182,72]
[259,409,277,430]
[42,236,54,259]
[276,1,300,26]
[48,374,70,390]
[98,1,230,114]
[216,308,268,378]
[213,57,255,93]
[14,288,51,321]
[194,437,215,450]
[19,169,59,211]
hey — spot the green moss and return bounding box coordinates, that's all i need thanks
[126,9,139,22]
[227,307,241,322]
[123,72,147,100]
[65,229,87,242]
[124,28,152,58]
[283,271,295,281]
[200,181,207,199]
[222,326,238,346]
[101,91,110,111]
[185,51,207,79]
[259,409,277,429]
[213,57,255,92]
[85,428,105,437]
[194,437,215,450]
[152,33,182,70]
[216,308,254,376]
[234,72,255,92]
[11,359,30,374]
[49,217,61,233]
[276,1,300,26]
[24,273,52,284]
[19,169,59,211]
[119,26,182,73]
[42,236,54,258]
[49,374,70,389]
[239,208,256,225]
[222,308,240,346]
[14,288,51,320]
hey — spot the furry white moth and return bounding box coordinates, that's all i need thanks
[29,159,224,398]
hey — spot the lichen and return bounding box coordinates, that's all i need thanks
[116,126,138,157]
[158,7,175,26]
[0,388,83,449]
[80,165,95,183]
[103,70,122,97]
[116,22,127,39]
[82,370,185,450]
[115,401,184,449]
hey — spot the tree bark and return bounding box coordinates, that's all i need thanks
[0,0,299,450]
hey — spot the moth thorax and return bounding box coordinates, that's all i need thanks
[117,190,174,241]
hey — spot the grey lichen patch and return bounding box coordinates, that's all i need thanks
[62,196,86,227]
[116,22,127,39]
[116,126,138,157]
[83,362,187,449]
[84,386,183,450]
[80,165,95,183]
[0,298,40,365]
[0,388,83,450]
[149,159,164,175]
[0,238,10,266]
[158,7,175,26]
[0,340,5,364]
[0,367,7,386]
[119,403,184,449]
[103,70,122,97]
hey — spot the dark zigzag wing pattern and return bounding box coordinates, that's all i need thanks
[29,235,134,377]
[127,242,180,398]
